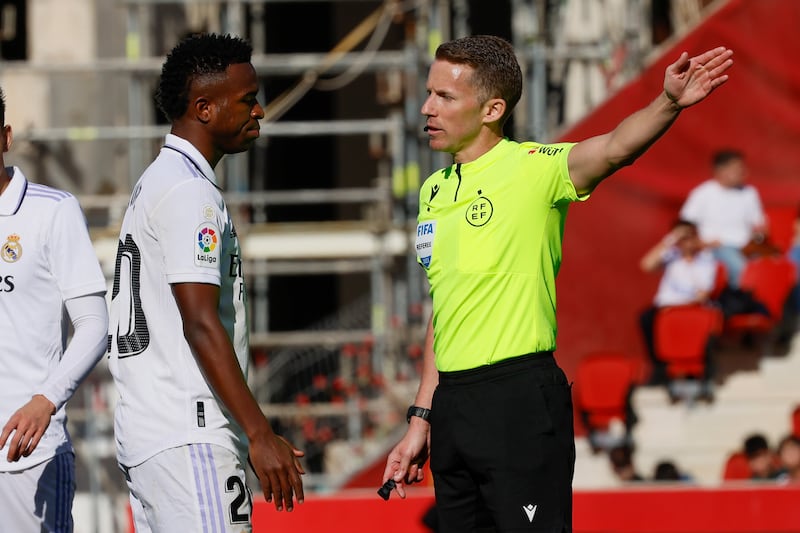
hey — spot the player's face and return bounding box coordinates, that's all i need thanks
[208,62,264,155]
[421,60,487,156]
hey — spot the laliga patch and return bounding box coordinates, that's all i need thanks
[195,223,220,267]
[415,220,436,269]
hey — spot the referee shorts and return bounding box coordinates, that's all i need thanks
[430,352,575,533]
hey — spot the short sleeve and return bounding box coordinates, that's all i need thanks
[48,196,107,300]
[153,179,224,286]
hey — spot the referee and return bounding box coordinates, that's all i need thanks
[382,35,733,532]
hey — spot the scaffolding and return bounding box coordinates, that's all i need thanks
[0,1,688,525]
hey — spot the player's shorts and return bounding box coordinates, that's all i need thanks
[430,352,575,532]
[122,443,252,533]
[0,451,75,533]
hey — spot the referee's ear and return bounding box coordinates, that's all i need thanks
[1,124,11,153]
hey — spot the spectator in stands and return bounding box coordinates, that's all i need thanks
[382,33,732,532]
[638,219,718,384]
[652,459,693,482]
[679,149,767,288]
[744,433,780,480]
[775,434,800,484]
[608,444,645,483]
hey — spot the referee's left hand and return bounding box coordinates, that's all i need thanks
[0,394,56,462]
[382,418,431,499]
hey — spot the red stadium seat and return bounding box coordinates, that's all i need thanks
[765,205,798,253]
[654,304,724,379]
[725,256,797,334]
[722,450,752,481]
[575,351,639,449]
[710,261,729,300]
[792,405,800,439]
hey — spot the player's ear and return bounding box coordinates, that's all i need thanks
[193,97,213,124]
[1,124,12,153]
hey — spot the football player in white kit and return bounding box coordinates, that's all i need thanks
[107,33,305,532]
[0,87,109,532]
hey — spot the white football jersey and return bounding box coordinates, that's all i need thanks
[0,167,107,472]
[108,134,249,467]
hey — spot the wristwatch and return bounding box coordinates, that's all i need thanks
[406,405,431,423]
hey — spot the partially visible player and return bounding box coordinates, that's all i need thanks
[107,33,304,533]
[0,87,109,532]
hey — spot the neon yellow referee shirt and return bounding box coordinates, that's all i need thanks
[415,138,584,372]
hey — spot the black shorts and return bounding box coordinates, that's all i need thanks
[430,352,575,533]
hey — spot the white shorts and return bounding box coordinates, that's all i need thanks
[0,452,75,533]
[123,443,252,533]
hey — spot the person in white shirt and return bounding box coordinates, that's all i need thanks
[639,219,718,384]
[679,149,766,288]
[0,87,109,532]
[107,33,304,533]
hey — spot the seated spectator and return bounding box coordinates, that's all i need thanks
[744,433,780,480]
[680,149,767,289]
[652,459,692,482]
[639,219,718,384]
[776,434,800,484]
[608,444,645,483]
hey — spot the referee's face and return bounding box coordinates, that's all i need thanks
[207,62,264,155]
[422,60,486,156]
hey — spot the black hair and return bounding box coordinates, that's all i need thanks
[156,33,253,122]
[0,87,5,125]
[712,149,743,168]
[744,433,770,458]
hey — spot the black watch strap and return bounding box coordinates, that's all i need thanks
[406,405,431,423]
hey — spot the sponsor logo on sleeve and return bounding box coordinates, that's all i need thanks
[527,145,564,156]
[195,224,220,267]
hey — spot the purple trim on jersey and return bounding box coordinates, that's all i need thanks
[205,444,228,533]
[190,444,232,533]
[189,445,212,533]
[26,183,72,201]
[164,145,205,180]
[180,156,203,178]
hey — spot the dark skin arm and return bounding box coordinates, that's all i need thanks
[172,282,305,512]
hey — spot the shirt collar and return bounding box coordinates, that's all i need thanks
[163,134,219,188]
[0,167,28,216]
[457,138,513,174]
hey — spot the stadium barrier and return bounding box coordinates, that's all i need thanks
[245,485,800,533]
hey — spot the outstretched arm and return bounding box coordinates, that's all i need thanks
[569,47,734,195]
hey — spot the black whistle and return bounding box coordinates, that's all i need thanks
[377,479,396,500]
